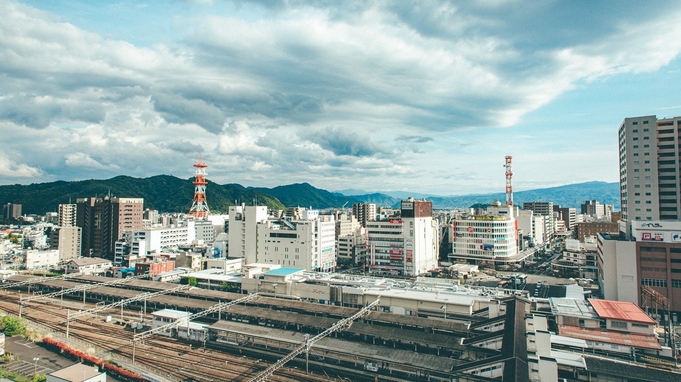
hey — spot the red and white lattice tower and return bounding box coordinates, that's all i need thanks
[188,157,210,220]
[505,155,513,206]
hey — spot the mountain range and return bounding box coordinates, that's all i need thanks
[0,176,619,215]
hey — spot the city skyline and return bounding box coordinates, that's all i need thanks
[1,1,681,195]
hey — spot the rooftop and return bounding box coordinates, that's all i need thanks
[264,267,304,277]
[558,325,661,350]
[588,299,656,324]
[48,363,103,382]
[550,298,598,320]
[70,257,111,266]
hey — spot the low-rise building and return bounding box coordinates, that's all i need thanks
[46,363,106,382]
[136,259,175,278]
[65,257,112,275]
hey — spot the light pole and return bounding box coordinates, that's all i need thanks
[33,357,39,375]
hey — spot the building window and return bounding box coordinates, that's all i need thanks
[610,321,628,329]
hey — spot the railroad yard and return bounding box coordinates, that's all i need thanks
[0,274,499,382]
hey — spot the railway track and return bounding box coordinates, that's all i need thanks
[0,291,335,382]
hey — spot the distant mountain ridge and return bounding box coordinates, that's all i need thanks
[0,177,619,215]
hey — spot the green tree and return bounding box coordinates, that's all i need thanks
[2,315,25,336]
[33,374,46,382]
[180,276,197,286]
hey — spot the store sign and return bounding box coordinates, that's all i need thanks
[641,232,664,241]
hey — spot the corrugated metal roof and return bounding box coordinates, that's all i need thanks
[558,325,661,350]
[588,299,656,324]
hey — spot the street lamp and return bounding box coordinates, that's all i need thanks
[33,357,39,375]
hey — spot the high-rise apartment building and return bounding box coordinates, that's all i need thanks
[352,203,376,227]
[76,197,144,259]
[618,115,681,229]
[2,203,22,219]
[523,202,554,239]
[58,204,77,227]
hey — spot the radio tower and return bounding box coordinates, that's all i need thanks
[505,155,513,206]
[188,157,210,220]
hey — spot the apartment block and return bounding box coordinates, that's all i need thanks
[618,116,681,232]
[352,203,376,228]
[58,204,77,227]
[76,197,144,259]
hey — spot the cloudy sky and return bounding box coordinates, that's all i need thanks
[2,1,681,196]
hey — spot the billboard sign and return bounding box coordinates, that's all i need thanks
[641,232,664,241]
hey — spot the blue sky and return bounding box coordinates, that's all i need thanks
[2,1,681,196]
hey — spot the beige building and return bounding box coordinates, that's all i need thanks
[618,116,681,233]
[47,363,106,382]
[57,226,81,261]
[58,203,77,227]
[65,257,112,275]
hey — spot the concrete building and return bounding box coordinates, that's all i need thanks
[58,204,77,227]
[188,220,216,245]
[598,220,681,314]
[136,259,175,278]
[575,221,619,242]
[228,205,268,262]
[516,210,546,247]
[352,203,376,228]
[46,363,106,382]
[24,249,59,270]
[113,226,189,267]
[56,226,82,261]
[523,202,554,239]
[229,205,336,272]
[2,203,21,219]
[553,206,576,230]
[76,197,144,259]
[618,116,681,232]
[366,198,438,276]
[335,215,362,266]
[65,257,112,275]
[450,203,519,263]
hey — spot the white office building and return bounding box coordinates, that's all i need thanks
[450,203,518,263]
[366,198,438,276]
[229,205,336,271]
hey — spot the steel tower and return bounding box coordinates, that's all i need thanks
[188,157,210,220]
[505,155,513,206]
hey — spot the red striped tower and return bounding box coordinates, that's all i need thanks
[188,157,210,220]
[505,155,513,206]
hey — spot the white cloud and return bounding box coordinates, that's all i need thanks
[0,1,680,194]
[0,153,43,180]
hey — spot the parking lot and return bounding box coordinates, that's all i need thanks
[2,336,119,381]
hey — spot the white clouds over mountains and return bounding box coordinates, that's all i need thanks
[1,1,681,194]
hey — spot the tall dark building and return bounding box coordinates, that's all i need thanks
[76,197,144,259]
[352,203,376,228]
[2,203,22,219]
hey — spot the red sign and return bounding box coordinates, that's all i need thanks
[487,227,492,233]
[389,219,403,224]
[468,226,473,233]
[452,221,457,241]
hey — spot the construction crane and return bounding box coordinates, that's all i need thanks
[248,297,381,382]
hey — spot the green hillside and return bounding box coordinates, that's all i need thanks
[0,175,284,214]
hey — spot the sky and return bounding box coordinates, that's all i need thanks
[1,1,681,196]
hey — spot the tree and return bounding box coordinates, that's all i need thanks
[180,276,197,286]
[2,315,25,336]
